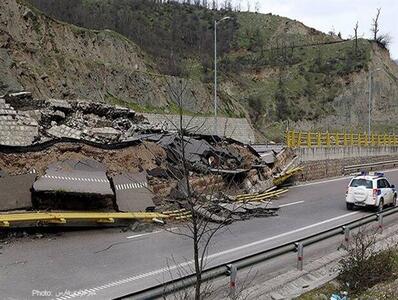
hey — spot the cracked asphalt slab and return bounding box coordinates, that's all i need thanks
[2,170,398,299]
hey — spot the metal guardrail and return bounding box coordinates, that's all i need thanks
[116,206,398,300]
[286,130,398,148]
[0,212,169,227]
[343,159,398,174]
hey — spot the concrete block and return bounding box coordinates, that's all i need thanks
[112,171,155,212]
[32,160,114,210]
[0,173,36,211]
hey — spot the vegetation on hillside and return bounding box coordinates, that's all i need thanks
[27,0,388,141]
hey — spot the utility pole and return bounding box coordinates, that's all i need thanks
[214,16,231,137]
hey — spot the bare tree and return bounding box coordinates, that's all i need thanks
[153,75,261,299]
[154,78,230,299]
[371,8,381,41]
[246,0,250,12]
[235,0,241,12]
[353,21,359,56]
[254,1,260,13]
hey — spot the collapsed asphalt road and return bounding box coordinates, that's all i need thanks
[3,169,398,299]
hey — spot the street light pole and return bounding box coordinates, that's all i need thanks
[214,16,231,137]
[214,19,217,137]
[368,70,372,138]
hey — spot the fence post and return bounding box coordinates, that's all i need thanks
[297,243,304,271]
[326,132,330,147]
[228,264,237,300]
[335,132,339,146]
[317,132,321,147]
[307,131,311,147]
[298,131,302,147]
[343,132,348,146]
[350,132,354,146]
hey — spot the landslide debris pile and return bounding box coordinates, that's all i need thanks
[0,96,298,217]
[0,92,155,146]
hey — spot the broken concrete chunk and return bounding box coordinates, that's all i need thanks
[46,99,72,112]
[0,173,36,211]
[32,162,114,210]
[47,124,82,140]
[112,171,155,212]
[88,127,120,141]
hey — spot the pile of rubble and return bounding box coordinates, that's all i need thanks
[0,92,155,145]
[0,93,300,222]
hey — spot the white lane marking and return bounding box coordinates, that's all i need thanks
[291,176,352,188]
[64,211,360,299]
[126,231,161,239]
[126,227,179,239]
[207,211,359,259]
[279,201,305,208]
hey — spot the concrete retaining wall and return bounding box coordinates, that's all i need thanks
[296,146,398,162]
[295,147,398,181]
[143,113,256,144]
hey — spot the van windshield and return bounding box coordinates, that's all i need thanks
[350,179,373,189]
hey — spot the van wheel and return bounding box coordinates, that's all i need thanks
[346,203,354,210]
[377,199,384,212]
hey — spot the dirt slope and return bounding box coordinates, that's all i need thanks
[0,0,245,117]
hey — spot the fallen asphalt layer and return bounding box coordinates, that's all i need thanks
[2,170,398,299]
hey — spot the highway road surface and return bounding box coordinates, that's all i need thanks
[2,169,398,299]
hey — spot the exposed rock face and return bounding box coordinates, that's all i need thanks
[292,45,398,132]
[0,0,242,116]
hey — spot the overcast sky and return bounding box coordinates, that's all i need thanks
[236,0,397,59]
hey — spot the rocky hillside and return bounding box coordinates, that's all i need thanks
[3,0,398,141]
[0,0,246,118]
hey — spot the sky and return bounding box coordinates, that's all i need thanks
[237,0,397,59]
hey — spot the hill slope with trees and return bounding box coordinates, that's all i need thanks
[4,0,398,140]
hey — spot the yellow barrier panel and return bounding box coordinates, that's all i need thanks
[286,130,398,148]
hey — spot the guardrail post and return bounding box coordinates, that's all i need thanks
[343,226,350,249]
[296,243,304,271]
[377,214,384,233]
[227,264,237,300]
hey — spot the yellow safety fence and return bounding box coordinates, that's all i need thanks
[273,167,303,186]
[286,131,398,148]
[235,189,288,203]
[0,211,171,228]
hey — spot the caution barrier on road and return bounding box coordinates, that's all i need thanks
[235,189,288,202]
[162,209,192,219]
[273,167,302,187]
[0,211,169,228]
